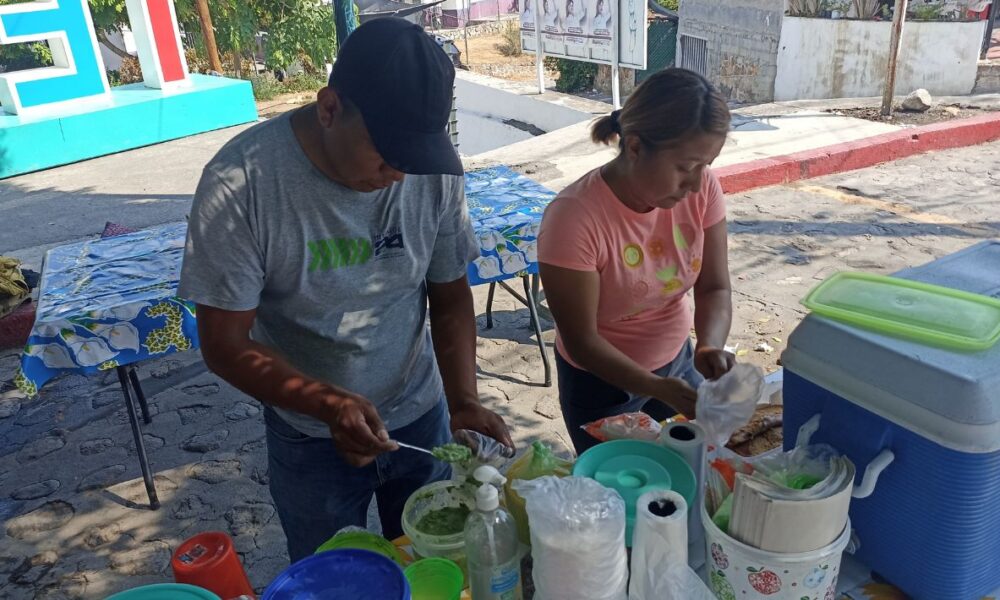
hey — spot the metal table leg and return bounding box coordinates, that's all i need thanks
[485,282,497,329]
[522,276,553,387]
[127,366,152,424]
[116,366,160,509]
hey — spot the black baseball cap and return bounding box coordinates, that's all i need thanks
[329,18,462,176]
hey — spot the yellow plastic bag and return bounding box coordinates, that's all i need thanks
[503,441,573,545]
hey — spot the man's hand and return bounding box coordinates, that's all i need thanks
[694,346,736,381]
[320,391,397,467]
[449,402,514,450]
[648,376,698,419]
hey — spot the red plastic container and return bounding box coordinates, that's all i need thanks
[172,531,255,600]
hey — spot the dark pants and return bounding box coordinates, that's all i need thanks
[265,399,452,563]
[557,341,705,455]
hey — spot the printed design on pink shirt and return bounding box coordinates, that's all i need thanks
[648,239,665,258]
[656,265,684,295]
[622,243,644,268]
[631,279,651,300]
[674,222,703,276]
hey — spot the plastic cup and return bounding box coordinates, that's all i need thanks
[404,558,464,600]
[171,531,254,600]
[315,530,405,566]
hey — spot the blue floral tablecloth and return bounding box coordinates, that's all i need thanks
[465,166,556,286]
[15,222,198,397]
[15,168,552,396]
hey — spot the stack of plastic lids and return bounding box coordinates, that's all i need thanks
[263,549,410,600]
[105,583,221,600]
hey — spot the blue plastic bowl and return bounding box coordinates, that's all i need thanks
[262,548,410,600]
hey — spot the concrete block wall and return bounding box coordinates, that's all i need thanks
[677,0,783,103]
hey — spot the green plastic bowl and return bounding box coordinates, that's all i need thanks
[572,439,696,547]
[404,558,464,600]
[315,530,405,566]
[105,584,221,600]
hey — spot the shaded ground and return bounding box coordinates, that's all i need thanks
[1,138,998,597]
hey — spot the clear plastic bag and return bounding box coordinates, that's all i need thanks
[513,476,629,600]
[582,412,662,443]
[629,562,715,600]
[696,363,765,448]
[453,429,516,462]
[504,441,574,544]
[751,443,838,490]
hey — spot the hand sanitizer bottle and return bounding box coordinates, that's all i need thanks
[465,466,523,600]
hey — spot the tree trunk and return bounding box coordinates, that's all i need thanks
[96,30,131,60]
[194,0,223,73]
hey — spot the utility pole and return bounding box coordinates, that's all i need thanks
[194,0,222,73]
[881,0,909,116]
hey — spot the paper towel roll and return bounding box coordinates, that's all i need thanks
[629,490,689,600]
[660,422,707,569]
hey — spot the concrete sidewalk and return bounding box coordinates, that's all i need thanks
[467,93,1000,192]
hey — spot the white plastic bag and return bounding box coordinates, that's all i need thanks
[513,476,629,600]
[696,363,765,448]
[629,562,715,600]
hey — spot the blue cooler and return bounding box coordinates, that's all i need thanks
[782,242,1000,600]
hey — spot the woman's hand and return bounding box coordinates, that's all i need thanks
[694,345,735,380]
[647,376,698,419]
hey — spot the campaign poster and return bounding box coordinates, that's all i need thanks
[562,0,588,54]
[520,0,538,52]
[540,0,564,52]
[587,0,613,61]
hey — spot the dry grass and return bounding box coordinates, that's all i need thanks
[459,32,556,82]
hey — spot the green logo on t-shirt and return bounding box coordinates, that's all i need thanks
[307,237,373,272]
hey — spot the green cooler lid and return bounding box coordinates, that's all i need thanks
[802,272,1000,351]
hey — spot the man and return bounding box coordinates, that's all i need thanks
[179,18,512,562]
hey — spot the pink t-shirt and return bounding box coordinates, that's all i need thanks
[538,168,726,371]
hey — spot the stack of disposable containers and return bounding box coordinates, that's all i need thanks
[782,242,1000,600]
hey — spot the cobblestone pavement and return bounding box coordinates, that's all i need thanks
[1,141,998,597]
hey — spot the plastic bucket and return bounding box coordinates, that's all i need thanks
[171,531,254,600]
[404,558,464,600]
[315,530,405,566]
[105,584,221,600]
[262,549,410,600]
[702,502,850,600]
[401,480,475,576]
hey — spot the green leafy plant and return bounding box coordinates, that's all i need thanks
[655,0,678,10]
[495,21,522,57]
[787,0,827,16]
[910,1,945,20]
[248,72,283,101]
[545,57,598,93]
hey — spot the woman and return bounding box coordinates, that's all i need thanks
[538,68,735,455]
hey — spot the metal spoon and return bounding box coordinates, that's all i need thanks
[393,441,437,458]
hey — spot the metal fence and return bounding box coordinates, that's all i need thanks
[637,19,678,83]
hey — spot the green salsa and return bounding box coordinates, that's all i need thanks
[431,443,473,464]
[415,506,471,536]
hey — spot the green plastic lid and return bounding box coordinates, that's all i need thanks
[315,531,405,566]
[572,440,696,547]
[105,584,221,600]
[802,272,1000,351]
[404,558,464,600]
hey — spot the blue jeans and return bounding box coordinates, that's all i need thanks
[558,341,705,455]
[265,399,452,562]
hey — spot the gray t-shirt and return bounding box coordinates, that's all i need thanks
[179,113,477,437]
